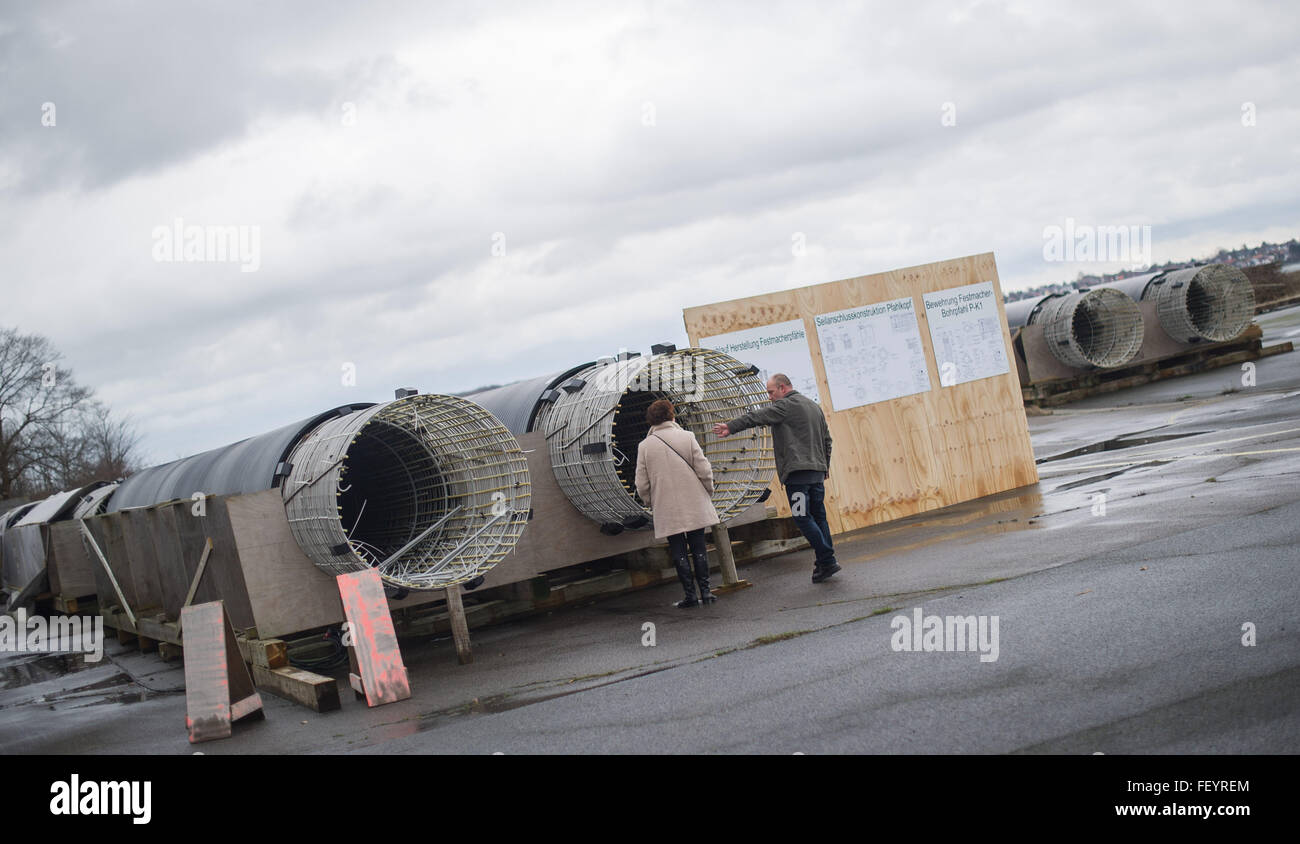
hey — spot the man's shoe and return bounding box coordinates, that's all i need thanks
[675,597,699,609]
[811,562,841,583]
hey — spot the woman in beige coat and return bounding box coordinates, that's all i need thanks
[634,399,720,608]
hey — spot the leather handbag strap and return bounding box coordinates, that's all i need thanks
[651,434,710,492]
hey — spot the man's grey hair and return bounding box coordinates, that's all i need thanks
[770,373,792,388]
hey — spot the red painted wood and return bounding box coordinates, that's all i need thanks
[336,570,411,706]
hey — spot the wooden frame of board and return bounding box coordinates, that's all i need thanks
[683,252,1039,535]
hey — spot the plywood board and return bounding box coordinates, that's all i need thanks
[146,504,192,619]
[227,489,348,638]
[181,600,264,743]
[169,498,256,630]
[83,514,140,613]
[683,253,1039,534]
[118,509,164,614]
[47,521,98,598]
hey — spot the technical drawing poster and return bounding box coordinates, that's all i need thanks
[700,319,822,403]
[813,297,931,410]
[922,281,1009,387]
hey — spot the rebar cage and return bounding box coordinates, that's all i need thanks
[281,395,531,590]
[1035,288,1144,369]
[535,348,775,530]
[1146,265,1255,344]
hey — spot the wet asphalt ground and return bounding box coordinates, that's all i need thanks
[3,305,1298,754]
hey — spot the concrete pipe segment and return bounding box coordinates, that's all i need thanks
[530,348,775,532]
[281,395,531,590]
[1099,263,1255,344]
[1006,287,1144,368]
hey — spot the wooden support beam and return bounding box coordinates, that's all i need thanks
[237,636,289,670]
[136,615,182,646]
[444,584,473,665]
[713,523,739,585]
[711,523,751,593]
[180,537,215,618]
[53,595,94,614]
[251,664,340,713]
[80,521,135,626]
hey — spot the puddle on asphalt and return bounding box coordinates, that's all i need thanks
[1049,460,1171,492]
[822,488,1047,566]
[1,652,100,690]
[0,652,180,708]
[1036,431,1206,465]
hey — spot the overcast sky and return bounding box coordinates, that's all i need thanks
[2,0,1297,465]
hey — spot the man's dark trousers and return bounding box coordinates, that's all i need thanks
[785,477,835,567]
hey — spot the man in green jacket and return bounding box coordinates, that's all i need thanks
[713,373,840,582]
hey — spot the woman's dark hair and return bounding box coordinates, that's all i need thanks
[646,398,674,426]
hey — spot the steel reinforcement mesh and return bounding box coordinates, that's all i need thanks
[1147,264,1255,344]
[281,395,531,590]
[536,348,775,529]
[1037,288,1144,369]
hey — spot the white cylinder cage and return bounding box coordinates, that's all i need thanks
[1144,264,1255,344]
[534,348,775,531]
[281,395,531,590]
[1034,288,1144,369]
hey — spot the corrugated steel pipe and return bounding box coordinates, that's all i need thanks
[532,347,775,533]
[1005,287,1144,369]
[281,394,531,591]
[1098,263,1255,344]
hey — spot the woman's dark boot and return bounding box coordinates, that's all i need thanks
[691,548,716,604]
[673,551,698,608]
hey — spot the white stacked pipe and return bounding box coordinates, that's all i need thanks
[281,394,531,591]
[1006,288,1144,368]
[534,348,775,532]
[1099,264,1255,344]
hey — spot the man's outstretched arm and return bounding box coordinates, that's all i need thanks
[713,400,790,437]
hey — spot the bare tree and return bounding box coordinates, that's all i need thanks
[0,326,138,498]
[77,400,141,483]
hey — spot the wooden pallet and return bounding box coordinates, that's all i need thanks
[28,591,99,616]
[1022,332,1294,407]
